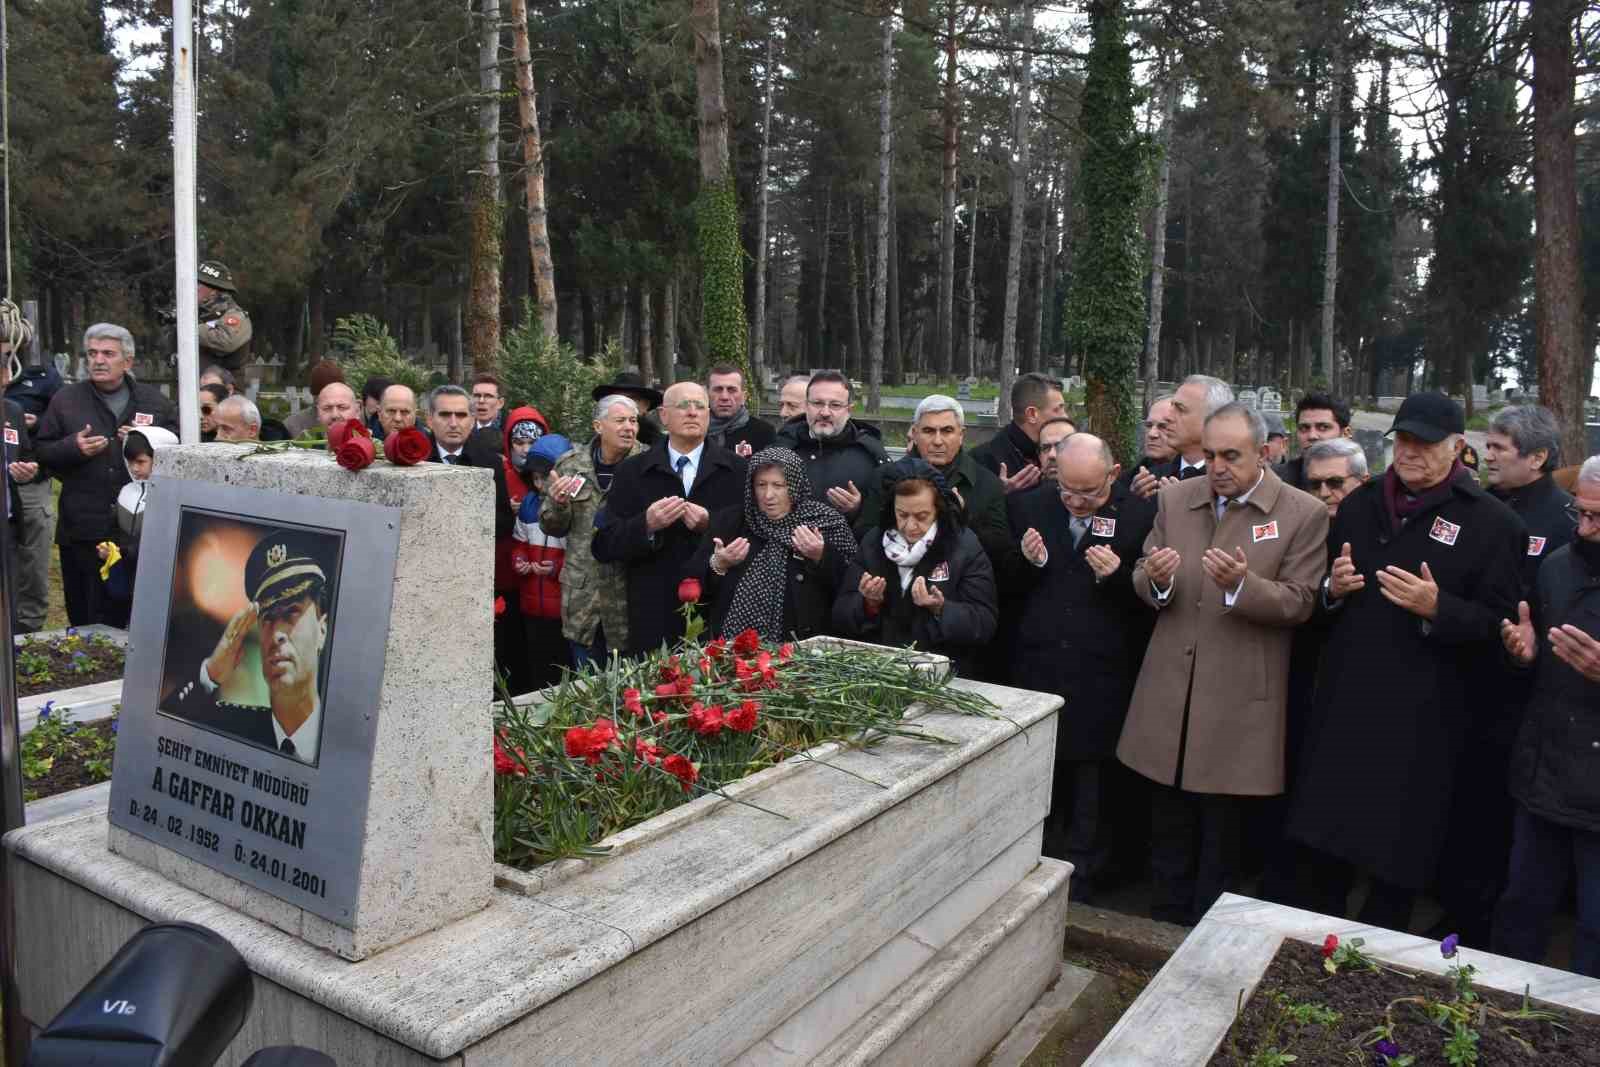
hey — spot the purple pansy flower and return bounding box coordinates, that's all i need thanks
[111,719,119,735]
[1441,933,1460,959]
[64,627,77,636]
[37,700,53,721]
[1374,1038,1400,1062]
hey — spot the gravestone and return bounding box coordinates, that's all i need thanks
[1473,383,1489,405]
[103,446,495,960]
[1258,388,1282,413]
[1238,389,1259,411]
[957,379,974,400]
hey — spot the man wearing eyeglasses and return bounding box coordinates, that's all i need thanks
[1300,438,1369,518]
[593,382,746,654]
[1011,432,1156,901]
[1495,456,1600,976]
[775,370,887,518]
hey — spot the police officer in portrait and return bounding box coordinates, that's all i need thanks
[164,259,253,372]
[163,530,334,766]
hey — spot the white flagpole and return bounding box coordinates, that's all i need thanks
[173,0,199,443]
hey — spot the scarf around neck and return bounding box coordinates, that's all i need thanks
[720,447,859,642]
[883,523,938,591]
[709,405,751,446]
[1383,460,1465,534]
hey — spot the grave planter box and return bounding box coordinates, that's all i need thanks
[16,625,128,737]
[8,676,1067,1066]
[1088,893,1600,1065]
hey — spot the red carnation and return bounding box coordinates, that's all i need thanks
[563,718,619,765]
[493,733,527,777]
[383,425,433,466]
[678,577,702,604]
[733,628,761,656]
[623,688,645,717]
[674,675,695,697]
[663,753,699,792]
[589,718,618,746]
[727,700,760,733]
[756,650,773,672]
[707,638,728,659]
[1321,934,1339,959]
[654,682,677,700]
[651,711,668,724]
[687,702,724,737]
[779,643,795,661]
[494,595,507,617]
[634,737,662,765]
[698,656,713,675]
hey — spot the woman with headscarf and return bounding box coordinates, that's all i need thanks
[696,446,858,643]
[833,457,997,676]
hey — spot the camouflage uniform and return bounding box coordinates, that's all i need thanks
[196,260,253,370]
[538,438,645,647]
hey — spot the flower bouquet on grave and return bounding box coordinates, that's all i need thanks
[490,580,999,869]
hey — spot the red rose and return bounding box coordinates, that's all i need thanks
[733,628,761,656]
[678,578,702,604]
[1321,934,1339,959]
[663,753,699,791]
[383,426,433,466]
[327,417,371,450]
[727,700,759,732]
[333,431,376,472]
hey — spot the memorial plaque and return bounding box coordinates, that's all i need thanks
[109,478,401,927]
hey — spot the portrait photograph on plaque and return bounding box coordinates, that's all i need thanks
[109,477,402,926]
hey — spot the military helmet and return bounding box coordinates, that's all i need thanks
[198,260,237,293]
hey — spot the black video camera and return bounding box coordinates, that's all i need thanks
[25,923,335,1067]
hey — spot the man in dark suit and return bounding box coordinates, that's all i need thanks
[1127,375,1233,499]
[593,381,746,655]
[1013,432,1156,900]
[163,530,334,765]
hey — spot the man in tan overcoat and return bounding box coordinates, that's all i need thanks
[1118,400,1329,924]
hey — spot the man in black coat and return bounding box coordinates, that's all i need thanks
[1493,457,1600,975]
[774,371,888,519]
[706,364,776,458]
[593,382,746,655]
[424,384,510,534]
[1285,393,1525,931]
[35,324,177,627]
[971,372,1067,495]
[1127,375,1232,498]
[1274,391,1353,491]
[1012,432,1155,898]
[1430,404,1578,945]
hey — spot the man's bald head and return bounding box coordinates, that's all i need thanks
[1056,431,1116,473]
[661,382,709,450]
[1055,432,1120,518]
[316,382,358,428]
[379,383,417,437]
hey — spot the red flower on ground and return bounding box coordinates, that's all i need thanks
[1321,934,1339,959]
[727,700,760,733]
[493,733,527,777]
[698,656,713,675]
[663,753,699,792]
[733,628,761,656]
[687,702,724,737]
[634,737,662,765]
[756,650,773,672]
[678,577,702,604]
[651,711,668,724]
[659,656,683,683]
[382,426,433,466]
[654,682,677,700]
[494,595,507,617]
[622,688,645,717]
[563,718,619,765]
[707,638,728,659]
[779,643,795,661]
[674,675,695,697]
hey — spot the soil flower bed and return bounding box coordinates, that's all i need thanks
[22,705,117,801]
[492,595,999,869]
[16,628,126,697]
[1210,935,1600,1066]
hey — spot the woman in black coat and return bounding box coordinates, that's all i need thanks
[832,458,997,676]
[696,447,858,642]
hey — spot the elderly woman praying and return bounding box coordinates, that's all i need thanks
[694,446,859,643]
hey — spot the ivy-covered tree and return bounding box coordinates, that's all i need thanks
[1066,0,1146,461]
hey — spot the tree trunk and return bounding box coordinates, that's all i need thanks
[936,0,959,380]
[1533,0,1587,464]
[1144,70,1177,410]
[962,166,980,378]
[658,276,677,385]
[868,6,894,414]
[466,0,503,374]
[1320,38,1342,391]
[997,0,1034,425]
[1028,179,1050,373]
[637,286,653,376]
[449,277,465,384]
[814,182,832,367]
[509,0,557,343]
[848,209,864,379]
[1043,164,1063,370]
[888,202,904,387]
[692,0,749,375]
[751,31,775,395]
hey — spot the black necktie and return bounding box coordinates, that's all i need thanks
[1179,464,1204,481]
[675,455,691,494]
[444,454,457,465]
[280,737,296,755]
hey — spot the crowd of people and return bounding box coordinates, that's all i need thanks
[9,317,1600,976]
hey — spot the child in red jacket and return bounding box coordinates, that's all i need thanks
[512,433,572,691]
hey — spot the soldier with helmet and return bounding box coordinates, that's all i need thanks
[162,259,254,371]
